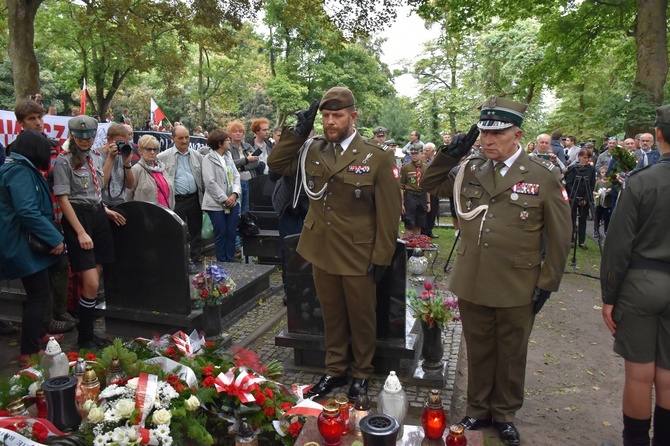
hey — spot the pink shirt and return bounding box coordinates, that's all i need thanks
[151,171,170,208]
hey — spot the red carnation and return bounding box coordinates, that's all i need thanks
[205,341,215,347]
[67,352,79,362]
[264,406,276,417]
[202,376,216,387]
[254,391,267,406]
[220,285,228,294]
[200,289,209,298]
[289,421,303,437]
[203,365,215,377]
[424,281,432,291]
[32,422,49,443]
[85,353,96,361]
[165,347,176,356]
[280,402,292,412]
[264,387,274,399]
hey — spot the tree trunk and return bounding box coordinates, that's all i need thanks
[198,45,206,126]
[626,0,668,136]
[7,0,44,103]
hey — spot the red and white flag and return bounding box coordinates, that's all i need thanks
[151,98,166,126]
[80,79,87,115]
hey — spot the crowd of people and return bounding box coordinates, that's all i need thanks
[1,90,669,446]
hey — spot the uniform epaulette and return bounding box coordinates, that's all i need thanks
[627,165,649,177]
[529,156,555,171]
[466,153,486,162]
[363,138,388,151]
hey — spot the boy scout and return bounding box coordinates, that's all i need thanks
[400,143,429,236]
[268,87,401,402]
[421,96,571,445]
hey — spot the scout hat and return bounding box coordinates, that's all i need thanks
[655,104,670,129]
[373,126,388,136]
[319,87,355,111]
[68,115,98,139]
[477,96,528,130]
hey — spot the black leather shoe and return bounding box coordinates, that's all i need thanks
[348,378,370,402]
[429,233,439,239]
[458,416,492,430]
[579,243,588,250]
[493,421,520,446]
[305,374,347,399]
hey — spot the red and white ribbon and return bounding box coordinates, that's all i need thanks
[213,368,260,404]
[0,416,69,440]
[134,373,158,426]
[286,399,324,418]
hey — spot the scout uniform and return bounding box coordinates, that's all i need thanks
[400,146,428,230]
[268,87,401,397]
[421,97,571,429]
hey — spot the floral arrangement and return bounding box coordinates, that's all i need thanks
[0,333,305,446]
[191,264,236,306]
[0,419,50,444]
[402,233,433,249]
[407,281,459,329]
[608,145,638,189]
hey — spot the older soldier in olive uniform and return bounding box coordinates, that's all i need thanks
[268,87,401,402]
[601,104,670,446]
[400,143,429,236]
[421,97,571,446]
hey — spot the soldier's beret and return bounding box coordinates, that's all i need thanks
[656,103,670,129]
[319,87,355,111]
[68,115,98,138]
[477,96,528,131]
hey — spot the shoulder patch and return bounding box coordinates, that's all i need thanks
[362,137,388,151]
[529,156,555,171]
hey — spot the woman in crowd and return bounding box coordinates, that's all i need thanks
[201,129,241,262]
[126,135,174,208]
[53,115,120,349]
[525,141,536,153]
[227,121,259,213]
[0,130,64,364]
[564,148,596,250]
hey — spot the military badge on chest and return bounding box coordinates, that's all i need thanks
[511,182,540,221]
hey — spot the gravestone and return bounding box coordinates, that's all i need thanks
[103,201,196,336]
[275,235,417,374]
[243,175,280,263]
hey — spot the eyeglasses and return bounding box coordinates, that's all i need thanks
[144,147,159,152]
[73,135,94,141]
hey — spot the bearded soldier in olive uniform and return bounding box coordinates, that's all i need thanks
[268,87,401,402]
[421,96,571,446]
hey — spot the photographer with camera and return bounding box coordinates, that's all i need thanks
[533,134,566,172]
[101,124,135,207]
[565,149,596,250]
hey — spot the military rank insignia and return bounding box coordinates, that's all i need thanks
[512,182,540,195]
[561,188,569,201]
[348,165,371,174]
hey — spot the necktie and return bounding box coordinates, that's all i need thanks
[87,156,101,198]
[643,152,649,167]
[493,162,505,187]
[334,143,342,160]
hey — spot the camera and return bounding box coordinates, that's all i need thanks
[116,140,133,156]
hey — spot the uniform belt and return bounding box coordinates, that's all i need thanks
[406,190,424,196]
[71,202,102,212]
[629,259,670,274]
[175,192,198,200]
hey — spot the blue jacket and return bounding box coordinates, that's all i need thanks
[0,154,63,279]
[636,149,660,169]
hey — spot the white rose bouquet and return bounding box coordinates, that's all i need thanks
[80,373,185,446]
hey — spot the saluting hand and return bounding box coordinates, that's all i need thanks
[439,124,479,159]
[293,99,320,138]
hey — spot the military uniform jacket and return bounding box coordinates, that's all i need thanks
[421,149,571,307]
[268,129,401,276]
[601,153,670,305]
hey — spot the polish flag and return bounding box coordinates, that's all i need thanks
[80,79,87,115]
[151,98,166,126]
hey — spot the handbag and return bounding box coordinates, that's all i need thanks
[27,220,62,255]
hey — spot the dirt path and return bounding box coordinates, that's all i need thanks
[450,272,624,445]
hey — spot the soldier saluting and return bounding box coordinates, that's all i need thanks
[421,96,571,446]
[268,87,401,402]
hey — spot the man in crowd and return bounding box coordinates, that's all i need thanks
[421,96,571,446]
[101,124,135,207]
[565,135,580,165]
[443,133,452,145]
[534,134,566,172]
[157,125,203,273]
[596,137,616,173]
[636,133,659,168]
[550,130,568,165]
[118,108,130,124]
[373,126,388,144]
[421,142,439,238]
[268,87,401,402]
[403,130,422,163]
[623,137,636,153]
[601,104,670,446]
[400,144,429,237]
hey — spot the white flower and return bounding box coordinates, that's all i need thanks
[185,395,200,411]
[111,427,130,445]
[9,375,19,385]
[10,384,23,396]
[93,434,108,445]
[153,424,170,437]
[152,409,172,426]
[100,384,126,399]
[114,398,136,418]
[126,377,139,390]
[27,381,40,397]
[87,406,105,424]
[82,400,97,412]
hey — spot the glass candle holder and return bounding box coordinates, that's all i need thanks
[421,389,447,440]
[318,402,344,446]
